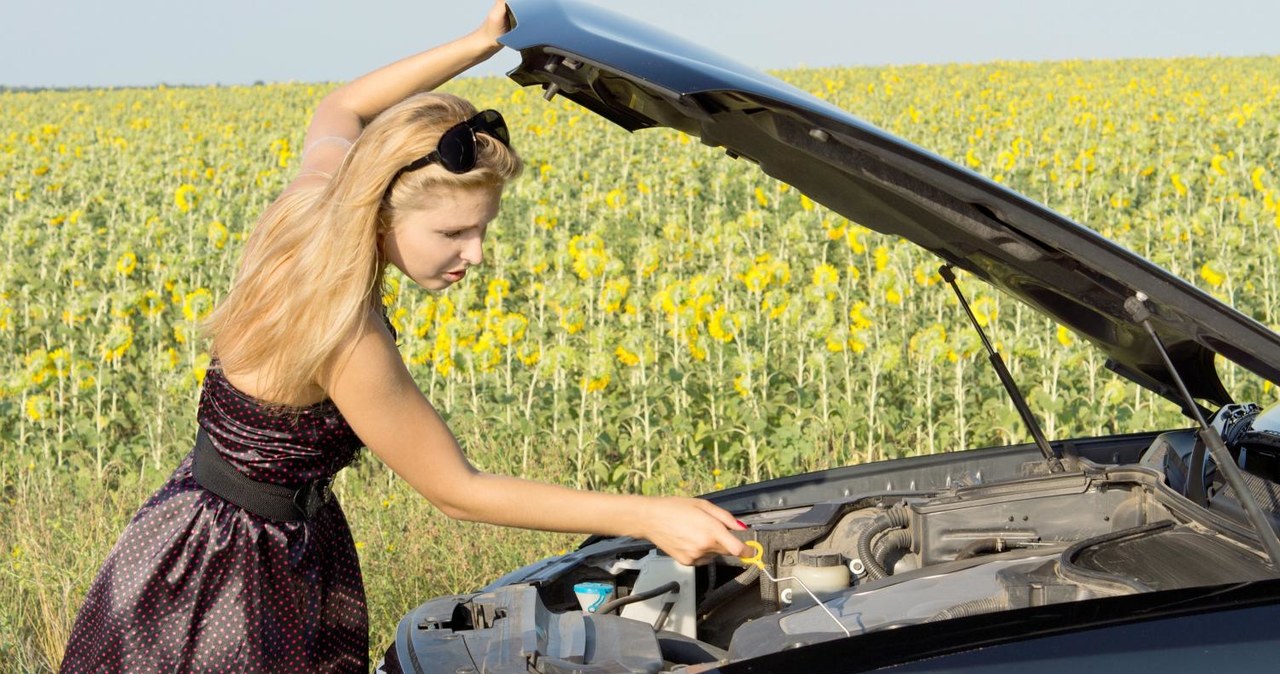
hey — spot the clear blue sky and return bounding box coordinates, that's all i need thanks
[3,0,1277,89]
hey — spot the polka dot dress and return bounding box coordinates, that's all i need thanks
[60,362,369,673]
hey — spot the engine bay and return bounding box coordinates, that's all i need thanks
[394,414,1280,674]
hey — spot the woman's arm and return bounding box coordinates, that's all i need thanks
[294,0,511,181]
[325,312,749,566]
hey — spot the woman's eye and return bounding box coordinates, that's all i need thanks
[442,230,464,239]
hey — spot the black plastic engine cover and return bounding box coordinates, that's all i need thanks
[390,584,664,674]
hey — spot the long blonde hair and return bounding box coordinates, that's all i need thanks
[203,92,523,407]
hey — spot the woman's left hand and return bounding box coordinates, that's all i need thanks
[472,0,513,51]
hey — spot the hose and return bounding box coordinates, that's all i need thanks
[696,564,761,618]
[653,600,676,632]
[872,528,913,573]
[857,506,911,580]
[955,537,1005,560]
[595,581,680,615]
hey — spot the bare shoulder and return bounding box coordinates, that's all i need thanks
[224,310,405,409]
[218,331,330,407]
[323,307,455,461]
[322,308,418,406]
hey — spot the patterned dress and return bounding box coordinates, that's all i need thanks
[60,363,369,673]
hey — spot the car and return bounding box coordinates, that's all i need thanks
[378,1,1280,672]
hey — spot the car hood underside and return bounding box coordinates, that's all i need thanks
[498,0,1280,411]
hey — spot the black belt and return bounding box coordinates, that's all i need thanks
[192,429,333,521]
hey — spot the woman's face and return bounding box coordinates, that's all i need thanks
[381,184,502,291]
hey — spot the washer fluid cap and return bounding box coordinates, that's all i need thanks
[798,550,844,567]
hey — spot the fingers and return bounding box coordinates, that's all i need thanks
[473,0,512,45]
[715,527,748,557]
[691,501,749,558]
[695,499,744,529]
[490,0,512,33]
[667,532,744,565]
[642,497,750,564]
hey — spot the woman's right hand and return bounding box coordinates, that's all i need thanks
[633,496,749,566]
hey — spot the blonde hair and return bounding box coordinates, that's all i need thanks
[204,92,523,407]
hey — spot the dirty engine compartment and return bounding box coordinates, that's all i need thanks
[387,419,1280,674]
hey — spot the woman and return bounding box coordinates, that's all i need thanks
[60,2,747,671]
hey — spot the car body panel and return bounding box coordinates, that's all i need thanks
[498,0,1280,409]
[715,578,1280,673]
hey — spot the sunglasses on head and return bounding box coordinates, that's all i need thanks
[388,109,510,190]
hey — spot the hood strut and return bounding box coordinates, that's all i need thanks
[1125,293,1280,571]
[940,265,1061,471]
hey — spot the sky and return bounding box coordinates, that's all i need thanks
[2,0,1278,89]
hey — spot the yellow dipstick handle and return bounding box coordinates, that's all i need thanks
[739,540,765,570]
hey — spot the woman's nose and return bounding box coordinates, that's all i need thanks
[461,233,484,266]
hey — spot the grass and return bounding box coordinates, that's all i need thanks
[0,436,610,671]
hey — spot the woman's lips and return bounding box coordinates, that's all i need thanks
[443,269,466,282]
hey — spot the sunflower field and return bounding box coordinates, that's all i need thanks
[3,54,1280,669]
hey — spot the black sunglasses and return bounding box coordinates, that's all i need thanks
[388,109,511,191]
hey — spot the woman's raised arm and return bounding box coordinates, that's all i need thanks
[294,1,512,181]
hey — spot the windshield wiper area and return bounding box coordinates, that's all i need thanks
[939,265,1062,472]
[1125,292,1280,572]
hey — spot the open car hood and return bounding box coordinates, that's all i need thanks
[499,0,1280,411]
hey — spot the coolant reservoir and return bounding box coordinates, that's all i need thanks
[619,550,696,637]
[790,550,851,599]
